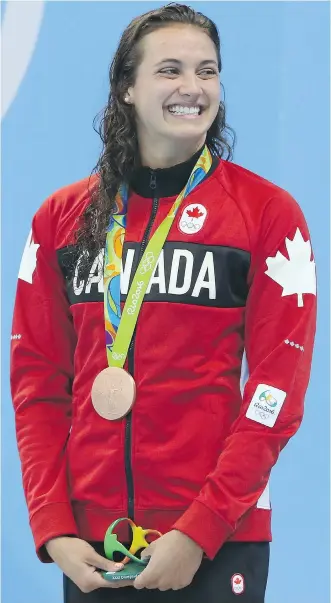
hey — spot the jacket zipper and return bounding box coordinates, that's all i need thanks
[124,170,159,520]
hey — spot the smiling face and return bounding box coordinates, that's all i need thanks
[126,24,221,167]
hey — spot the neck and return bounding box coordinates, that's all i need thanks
[138,136,207,169]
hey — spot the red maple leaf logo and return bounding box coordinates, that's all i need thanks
[234,578,242,585]
[186,206,204,219]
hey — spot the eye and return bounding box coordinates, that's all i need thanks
[198,68,218,78]
[158,67,179,76]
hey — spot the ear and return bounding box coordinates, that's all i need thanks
[124,87,134,104]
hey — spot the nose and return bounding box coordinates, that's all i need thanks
[178,72,202,98]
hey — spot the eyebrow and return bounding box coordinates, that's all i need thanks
[155,59,218,67]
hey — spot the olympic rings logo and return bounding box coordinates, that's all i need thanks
[140,252,155,275]
[112,352,125,361]
[255,409,269,421]
[179,221,200,231]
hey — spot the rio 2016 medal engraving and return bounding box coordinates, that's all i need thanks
[91,367,136,420]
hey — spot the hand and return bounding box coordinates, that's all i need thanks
[45,537,134,592]
[133,530,204,591]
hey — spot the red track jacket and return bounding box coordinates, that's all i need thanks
[10,155,317,562]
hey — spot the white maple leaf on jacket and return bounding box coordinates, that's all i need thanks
[18,229,40,284]
[265,227,316,307]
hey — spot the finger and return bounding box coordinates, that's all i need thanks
[108,580,135,589]
[133,574,146,589]
[134,567,156,590]
[134,546,164,590]
[140,543,154,560]
[86,550,124,573]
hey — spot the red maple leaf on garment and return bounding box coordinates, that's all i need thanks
[234,578,242,585]
[186,206,204,219]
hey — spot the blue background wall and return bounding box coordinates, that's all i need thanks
[2,2,330,602]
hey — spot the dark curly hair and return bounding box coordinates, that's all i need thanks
[74,3,235,274]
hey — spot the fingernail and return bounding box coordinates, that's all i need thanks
[115,563,124,569]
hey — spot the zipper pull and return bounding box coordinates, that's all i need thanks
[149,171,157,190]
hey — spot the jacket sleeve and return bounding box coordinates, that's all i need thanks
[173,191,317,559]
[10,199,79,562]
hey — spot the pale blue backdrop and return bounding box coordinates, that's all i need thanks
[2,2,330,602]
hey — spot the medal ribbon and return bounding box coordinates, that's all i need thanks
[104,145,213,368]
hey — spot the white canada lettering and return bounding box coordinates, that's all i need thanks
[72,247,216,300]
[191,251,216,299]
[85,252,104,294]
[73,253,86,295]
[168,250,194,295]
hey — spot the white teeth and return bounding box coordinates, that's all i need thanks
[168,105,200,115]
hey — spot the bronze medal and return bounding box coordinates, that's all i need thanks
[91,367,136,421]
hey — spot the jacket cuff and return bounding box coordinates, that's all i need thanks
[172,500,234,560]
[30,503,79,563]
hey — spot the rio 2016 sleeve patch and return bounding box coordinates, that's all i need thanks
[246,384,287,427]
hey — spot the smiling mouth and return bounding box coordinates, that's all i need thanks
[166,105,203,117]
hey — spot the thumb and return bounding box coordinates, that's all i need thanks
[140,542,155,561]
[87,550,124,573]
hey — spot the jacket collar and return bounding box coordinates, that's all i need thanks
[129,146,219,198]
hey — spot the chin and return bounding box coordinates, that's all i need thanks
[169,124,207,139]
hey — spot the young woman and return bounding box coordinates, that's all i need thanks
[10,4,317,603]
